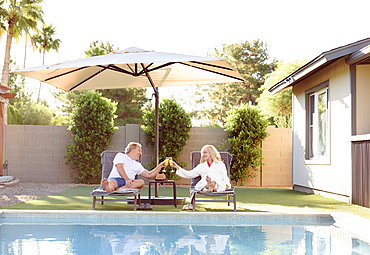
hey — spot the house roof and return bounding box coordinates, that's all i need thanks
[346,43,370,65]
[268,37,370,94]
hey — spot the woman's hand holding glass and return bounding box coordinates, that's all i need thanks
[161,157,180,172]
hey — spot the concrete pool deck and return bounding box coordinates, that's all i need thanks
[1,210,370,244]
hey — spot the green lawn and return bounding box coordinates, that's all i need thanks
[3,186,370,219]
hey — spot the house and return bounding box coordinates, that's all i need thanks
[269,37,370,208]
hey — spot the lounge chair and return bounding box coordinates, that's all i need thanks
[90,150,141,210]
[190,151,236,211]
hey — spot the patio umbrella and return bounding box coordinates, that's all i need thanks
[13,47,245,165]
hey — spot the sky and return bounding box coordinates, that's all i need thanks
[1,0,370,111]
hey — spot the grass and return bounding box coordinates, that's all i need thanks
[2,186,370,219]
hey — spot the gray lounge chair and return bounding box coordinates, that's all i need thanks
[90,150,141,210]
[190,151,236,211]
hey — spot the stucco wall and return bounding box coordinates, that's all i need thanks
[5,124,292,187]
[356,65,370,135]
[241,126,292,187]
[292,58,352,200]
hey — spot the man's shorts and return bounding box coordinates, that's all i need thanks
[108,177,126,188]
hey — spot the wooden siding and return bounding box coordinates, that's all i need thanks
[352,140,370,208]
[292,58,351,200]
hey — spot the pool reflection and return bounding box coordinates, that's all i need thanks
[90,225,235,254]
[1,224,370,254]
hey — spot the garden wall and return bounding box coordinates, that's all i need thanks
[4,124,292,187]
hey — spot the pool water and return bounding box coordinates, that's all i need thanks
[2,223,370,254]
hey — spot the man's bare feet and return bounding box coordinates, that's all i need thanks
[102,178,113,191]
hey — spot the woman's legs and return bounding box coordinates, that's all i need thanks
[204,175,218,191]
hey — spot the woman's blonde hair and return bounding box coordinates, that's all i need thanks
[125,142,142,154]
[200,145,221,163]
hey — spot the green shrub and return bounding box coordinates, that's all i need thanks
[8,104,23,124]
[142,98,192,179]
[64,91,117,184]
[220,104,269,185]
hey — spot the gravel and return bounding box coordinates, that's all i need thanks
[0,182,79,208]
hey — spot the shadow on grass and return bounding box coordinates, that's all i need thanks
[2,186,370,219]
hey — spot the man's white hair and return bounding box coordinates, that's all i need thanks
[125,142,142,154]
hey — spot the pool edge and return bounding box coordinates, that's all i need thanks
[1,210,369,243]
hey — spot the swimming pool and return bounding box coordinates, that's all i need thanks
[1,210,370,254]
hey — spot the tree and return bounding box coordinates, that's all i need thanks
[50,113,69,126]
[0,4,6,31]
[53,89,80,114]
[7,58,33,107]
[8,103,22,124]
[51,88,83,126]
[142,98,192,179]
[0,0,44,87]
[64,91,117,184]
[101,88,149,125]
[7,58,32,124]
[84,40,149,125]
[84,40,116,57]
[257,60,307,128]
[220,104,269,184]
[22,23,39,69]
[17,100,54,125]
[193,40,277,125]
[32,23,61,103]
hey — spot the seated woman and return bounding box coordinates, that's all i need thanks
[172,145,231,192]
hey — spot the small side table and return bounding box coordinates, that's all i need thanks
[148,180,177,207]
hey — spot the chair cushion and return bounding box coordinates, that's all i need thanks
[91,188,140,197]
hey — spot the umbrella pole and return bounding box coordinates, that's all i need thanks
[142,63,160,166]
[154,87,159,166]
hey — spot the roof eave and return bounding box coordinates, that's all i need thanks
[346,44,370,65]
[268,54,327,94]
[269,37,370,94]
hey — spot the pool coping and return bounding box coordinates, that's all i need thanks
[1,210,369,243]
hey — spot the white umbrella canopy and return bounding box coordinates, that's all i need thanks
[13,47,245,91]
[13,47,245,165]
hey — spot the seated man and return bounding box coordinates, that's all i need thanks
[102,142,165,191]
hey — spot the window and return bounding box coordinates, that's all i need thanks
[305,81,330,164]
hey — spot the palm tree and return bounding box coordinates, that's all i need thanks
[0,0,44,87]
[32,23,61,103]
[23,32,36,68]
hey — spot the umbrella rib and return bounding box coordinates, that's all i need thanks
[69,66,109,91]
[189,61,235,71]
[179,62,245,82]
[126,64,135,74]
[44,66,90,82]
[137,62,176,76]
[104,65,135,75]
[140,63,156,90]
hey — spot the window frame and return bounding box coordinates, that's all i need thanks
[305,80,331,165]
